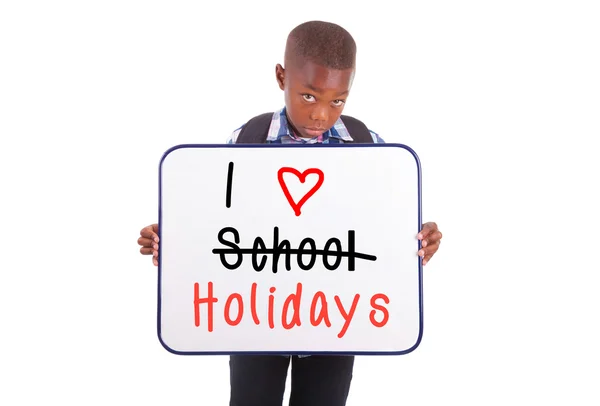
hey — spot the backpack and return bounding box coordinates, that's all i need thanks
[234,112,374,144]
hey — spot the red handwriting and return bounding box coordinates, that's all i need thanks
[334,294,360,339]
[369,294,390,327]
[193,282,389,338]
[277,167,324,216]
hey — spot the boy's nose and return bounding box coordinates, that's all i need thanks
[309,106,328,124]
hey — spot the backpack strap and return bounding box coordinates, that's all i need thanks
[234,112,374,144]
[234,112,273,144]
[339,115,374,143]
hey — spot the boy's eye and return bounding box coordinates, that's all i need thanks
[302,94,316,102]
[332,99,345,107]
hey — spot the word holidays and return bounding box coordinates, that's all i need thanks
[193,281,390,338]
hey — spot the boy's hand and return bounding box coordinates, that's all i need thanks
[138,223,159,266]
[417,222,442,266]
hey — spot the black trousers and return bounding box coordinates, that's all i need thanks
[229,354,355,406]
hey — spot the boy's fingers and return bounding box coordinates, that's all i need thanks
[140,247,154,255]
[140,247,159,258]
[137,237,154,247]
[418,241,440,259]
[140,228,158,240]
[140,225,159,242]
[419,224,442,265]
[417,222,438,240]
[423,249,437,265]
[422,231,443,247]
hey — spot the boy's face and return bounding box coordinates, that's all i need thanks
[276,60,355,138]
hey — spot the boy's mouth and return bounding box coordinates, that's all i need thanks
[303,127,326,137]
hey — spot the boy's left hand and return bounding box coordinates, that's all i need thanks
[417,222,442,266]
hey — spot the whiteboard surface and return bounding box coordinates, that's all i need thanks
[158,144,422,355]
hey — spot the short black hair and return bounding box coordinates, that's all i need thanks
[285,20,357,70]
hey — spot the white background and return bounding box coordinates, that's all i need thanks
[1,1,599,405]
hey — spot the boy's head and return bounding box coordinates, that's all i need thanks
[276,21,357,138]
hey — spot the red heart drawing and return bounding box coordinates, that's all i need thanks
[277,167,324,216]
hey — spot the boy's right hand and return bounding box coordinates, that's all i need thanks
[138,223,159,266]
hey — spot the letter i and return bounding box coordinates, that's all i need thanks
[268,287,276,329]
[226,161,234,208]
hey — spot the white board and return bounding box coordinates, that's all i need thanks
[157,143,423,356]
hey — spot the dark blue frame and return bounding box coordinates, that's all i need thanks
[157,143,423,356]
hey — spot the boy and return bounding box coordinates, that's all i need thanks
[138,20,442,406]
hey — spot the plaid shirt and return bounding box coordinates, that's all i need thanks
[227,107,385,144]
[226,107,384,357]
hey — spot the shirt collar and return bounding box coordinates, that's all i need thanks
[266,107,354,143]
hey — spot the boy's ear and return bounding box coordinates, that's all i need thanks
[275,64,285,90]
